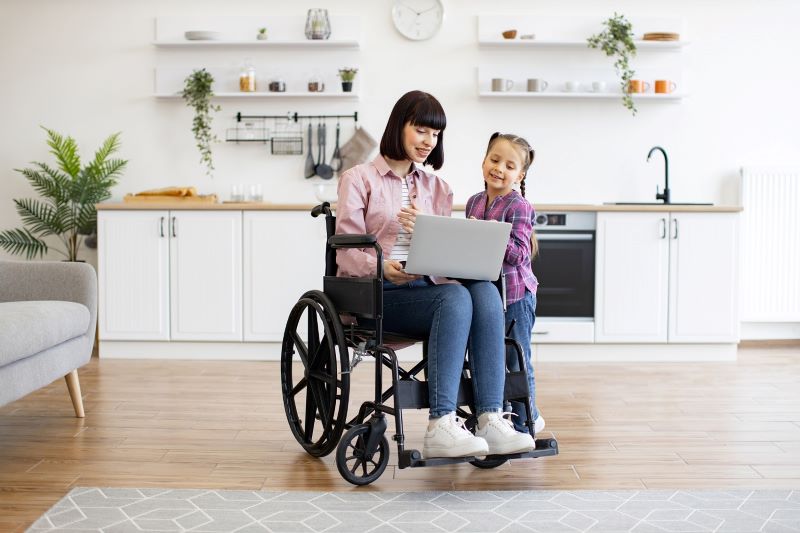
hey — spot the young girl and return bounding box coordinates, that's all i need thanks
[465,132,544,435]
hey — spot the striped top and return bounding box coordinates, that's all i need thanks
[388,176,413,261]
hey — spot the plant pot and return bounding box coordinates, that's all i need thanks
[341,81,353,92]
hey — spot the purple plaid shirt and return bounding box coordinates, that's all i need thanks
[465,190,538,304]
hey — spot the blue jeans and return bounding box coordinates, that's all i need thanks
[380,279,506,418]
[505,291,539,431]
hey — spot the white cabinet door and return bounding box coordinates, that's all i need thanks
[243,211,325,341]
[669,213,739,342]
[169,211,242,341]
[595,212,670,342]
[98,210,170,340]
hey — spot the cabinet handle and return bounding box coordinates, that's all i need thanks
[660,218,666,239]
[160,217,165,237]
[171,216,177,237]
[532,331,550,335]
[671,218,679,239]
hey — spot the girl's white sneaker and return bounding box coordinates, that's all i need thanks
[476,412,535,455]
[422,412,489,458]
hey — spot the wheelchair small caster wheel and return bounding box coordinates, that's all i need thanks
[470,456,508,469]
[336,423,390,486]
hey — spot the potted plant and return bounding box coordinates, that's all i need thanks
[338,68,358,92]
[0,127,127,261]
[181,68,220,176]
[257,27,268,40]
[587,13,638,115]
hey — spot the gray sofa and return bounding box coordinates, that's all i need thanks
[0,260,97,417]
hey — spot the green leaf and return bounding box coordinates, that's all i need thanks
[0,228,49,259]
[14,198,65,236]
[43,127,81,178]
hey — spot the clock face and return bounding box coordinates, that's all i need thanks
[392,0,444,41]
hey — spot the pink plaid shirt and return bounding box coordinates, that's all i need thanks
[335,155,453,282]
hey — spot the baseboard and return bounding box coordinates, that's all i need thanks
[740,322,800,340]
[100,340,737,362]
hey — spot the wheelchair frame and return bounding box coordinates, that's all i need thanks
[280,202,558,485]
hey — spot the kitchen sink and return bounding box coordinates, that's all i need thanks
[604,202,714,206]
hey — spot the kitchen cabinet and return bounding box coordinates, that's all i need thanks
[595,211,739,343]
[243,211,326,341]
[98,210,242,341]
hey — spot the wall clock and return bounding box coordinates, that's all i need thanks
[391,0,444,41]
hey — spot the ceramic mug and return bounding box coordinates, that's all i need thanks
[491,78,514,92]
[308,81,325,92]
[563,81,581,92]
[591,81,607,93]
[628,79,651,93]
[527,79,549,92]
[655,80,677,94]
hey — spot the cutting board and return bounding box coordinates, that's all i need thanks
[123,194,218,204]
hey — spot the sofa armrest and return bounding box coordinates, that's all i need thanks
[0,261,97,334]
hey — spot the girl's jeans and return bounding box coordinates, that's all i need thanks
[505,291,539,431]
[379,278,506,418]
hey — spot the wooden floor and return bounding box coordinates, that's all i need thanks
[2,344,799,532]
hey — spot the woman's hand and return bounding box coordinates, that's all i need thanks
[397,204,421,233]
[383,260,421,285]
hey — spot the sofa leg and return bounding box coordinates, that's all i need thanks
[65,370,85,418]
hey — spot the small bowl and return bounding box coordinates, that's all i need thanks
[313,182,338,203]
[520,33,536,40]
[184,30,222,41]
[501,29,517,39]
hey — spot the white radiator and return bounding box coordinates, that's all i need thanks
[740,167,800,322]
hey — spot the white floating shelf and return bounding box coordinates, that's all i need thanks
[479,91,686,100]
[153,39,360,49]
[478,39,689,50]
[156,91,360,99]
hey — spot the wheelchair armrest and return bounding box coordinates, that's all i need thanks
[328,234,377,248]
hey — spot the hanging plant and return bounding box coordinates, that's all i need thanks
[587,13,638,115]
[181,68,220,176]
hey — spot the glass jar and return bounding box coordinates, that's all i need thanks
[304,9,331,40]
[239,61,256,92]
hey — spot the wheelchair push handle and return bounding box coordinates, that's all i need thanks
[311,202,333,218]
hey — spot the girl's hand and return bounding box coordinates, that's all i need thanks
[383,260,421,285]
[397,204,421,233]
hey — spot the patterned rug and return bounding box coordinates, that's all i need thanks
[28,488,800,532]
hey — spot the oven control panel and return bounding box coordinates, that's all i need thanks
[534,212,596,231]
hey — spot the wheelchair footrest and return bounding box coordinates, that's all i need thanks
[398,438,558,469]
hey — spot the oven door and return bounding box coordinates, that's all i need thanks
[533,231,595,318]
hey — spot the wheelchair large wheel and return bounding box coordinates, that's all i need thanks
[281,290,350,458]
[336,424,390,486]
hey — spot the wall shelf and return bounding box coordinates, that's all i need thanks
[479,91,685,100]
[156,91,360,100]
[478,39,689,50]
[153,39,360,49]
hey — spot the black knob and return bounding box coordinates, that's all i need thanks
[535,214,548,226]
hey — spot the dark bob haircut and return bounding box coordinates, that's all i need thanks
[379,90,447,170]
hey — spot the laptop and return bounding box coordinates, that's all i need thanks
[404,214,512,281]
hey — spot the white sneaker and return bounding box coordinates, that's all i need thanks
[475,412,536,455]
[422,412,489,459]
[534,414,546,434]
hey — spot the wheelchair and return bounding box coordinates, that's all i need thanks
[280,202,558,485]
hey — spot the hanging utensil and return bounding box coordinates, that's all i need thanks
[315,122,334,179]
[304,123,316,178]
[330,121,342,172]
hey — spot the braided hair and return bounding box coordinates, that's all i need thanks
[483,132,535,196]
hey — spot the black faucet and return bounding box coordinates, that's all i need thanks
[648,146,670,204]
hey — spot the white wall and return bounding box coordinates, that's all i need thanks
[1,0,799,265]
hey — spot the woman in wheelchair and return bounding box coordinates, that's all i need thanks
[335,90,535,459]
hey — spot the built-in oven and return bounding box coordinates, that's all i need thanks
[531,211,596,343]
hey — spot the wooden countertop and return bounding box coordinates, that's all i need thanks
[97,201,742,213]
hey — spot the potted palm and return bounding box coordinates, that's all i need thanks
[338,68,358,92]
[182,68,220,176]
[0,127,127,261]
[588,13,638,115]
